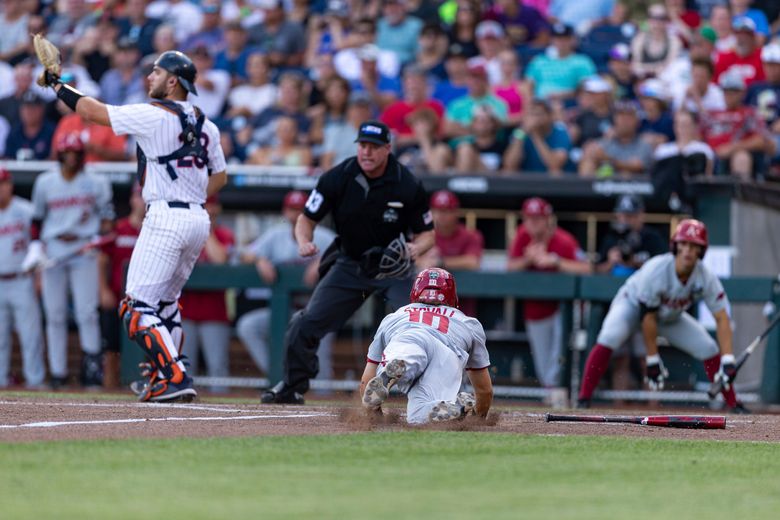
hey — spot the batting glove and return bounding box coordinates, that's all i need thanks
[645,354,669,391]
[714,354,737,391]
[21,240,46,272]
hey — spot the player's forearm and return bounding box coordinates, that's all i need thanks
[359,362,378,397]
[559,257,592,274]
[207,171,227,196]
[714,310,734,356]
[641,313,659,357]
[72,94,110,127]
[467,368,493,417]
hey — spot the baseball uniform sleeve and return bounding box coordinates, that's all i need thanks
[303,168,340,222]
[205,120,228,174]
[465,318,490,369]
[107,103,163,137]
[367,314,395,363]
[408,180,433,234]
[632,263,663,309]
[702,269,729,315]
[30,175,47,221]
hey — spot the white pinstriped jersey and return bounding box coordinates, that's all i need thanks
[31,169,114,241]
[367,303,490,370]
[0,197,33,274]
[621,253,729,322]
[106,101,226,204]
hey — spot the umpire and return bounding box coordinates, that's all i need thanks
[261,120,435,404]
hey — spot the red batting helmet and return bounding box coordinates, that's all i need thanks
[55,133,85,155]
[671,218,708,258]
[410,267,459,308]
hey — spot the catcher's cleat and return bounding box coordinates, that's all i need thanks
[261,381,305,404]
[729,402,751,415]
[428,401,467,422]
[139,374,196,403]
[362,359,406,410]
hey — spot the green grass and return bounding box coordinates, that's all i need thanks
[1,432,778,520]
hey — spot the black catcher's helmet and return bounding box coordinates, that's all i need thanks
[154,51,198,95]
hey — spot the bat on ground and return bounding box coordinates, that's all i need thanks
[707,311,780,399]
[545,413,726,429]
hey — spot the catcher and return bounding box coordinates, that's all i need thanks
[360,268,493,423]
[261,120,435,404]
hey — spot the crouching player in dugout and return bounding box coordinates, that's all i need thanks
[577,219,748,413]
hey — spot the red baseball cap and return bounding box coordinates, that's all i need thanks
[283,190,307,210]
[0,167,11,182]
[521,197,553,216]
[430,190,460,210]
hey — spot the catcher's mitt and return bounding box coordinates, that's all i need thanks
[32,33,61,87]
[360,234,412,280]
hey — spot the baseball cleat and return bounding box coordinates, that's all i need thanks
[729,402,751,415]
[261,381,305,404]
[428,401,467,422]
[140,375,197,403]
[362,359,406,410]
[575,398,592,409]
[456,392,476,415]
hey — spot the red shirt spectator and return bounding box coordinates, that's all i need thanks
[714,17,765,86]
[101,218,140,297]
[701,105,764,149]
[509,225,580,320]
[52,114,128,163]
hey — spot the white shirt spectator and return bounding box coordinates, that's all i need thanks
[188,69,231,119]
[147,0,203,44]
[228,83,278,117]
[0,11,29,54]
[674,83,726,113]
[334,47,400,82]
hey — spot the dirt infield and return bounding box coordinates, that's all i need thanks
[1,394,779,443]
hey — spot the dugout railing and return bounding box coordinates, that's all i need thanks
[120,266,780,405]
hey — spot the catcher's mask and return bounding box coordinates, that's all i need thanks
[360,233,412,280]
[410,267,459,308]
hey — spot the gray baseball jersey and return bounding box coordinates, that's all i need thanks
[30,169,114,257]
[367,303,490,370]
[621,253,728,322]
[107,101,226,203]
[0,196,33,274]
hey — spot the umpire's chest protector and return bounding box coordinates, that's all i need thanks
[320,157,427,259]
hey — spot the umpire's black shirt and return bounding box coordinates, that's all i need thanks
[303,154,433,260]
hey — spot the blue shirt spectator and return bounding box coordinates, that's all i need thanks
[116,0,161,58]
[376,1,423,65]
[526,24,597,100]
[550,0,614,34]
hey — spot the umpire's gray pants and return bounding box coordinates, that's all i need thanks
[0,276,45,387]
[525,310,563,388]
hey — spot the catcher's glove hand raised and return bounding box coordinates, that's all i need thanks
[360,234,412,280]
[32,33,62,87]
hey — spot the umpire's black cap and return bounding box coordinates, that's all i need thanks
[355,120,391,145]
[155,50,198,95]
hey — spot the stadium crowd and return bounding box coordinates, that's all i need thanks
[1,0,779,399]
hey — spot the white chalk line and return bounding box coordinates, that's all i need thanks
[0,412,336,429]
[0,400,331,415]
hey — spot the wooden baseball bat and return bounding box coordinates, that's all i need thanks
[545,413,726,429]
[707,311,780,399]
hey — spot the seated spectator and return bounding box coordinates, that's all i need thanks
[569,75,614,151]
[308,53,345,111]
[507,197,591,401]
[446,0,481,59]
[416,189,484,317]
[577,1,637,73]
[606,43,639,100]
[503,99,573,175]
[413,22,449,82]
[4,91,55,160]
[746,43,780,170]
[525,23,597,101]
[431,44,470,106]
[247,0,306,67]
[152,24,178,56]
[484,0,550,49]
[453,105,510,174]
[730,0,770,45]
[350,44,402,110]
[310,76,352,147]
[376,0,423,66]
[333,18,400,83]
[714,16,765,86]
[674,58,726,113]
[578,100,654,177]
[303,1,350,67]
[116,0,161,58]
[181,0,224,54]
[492,49,527,127]
[46,0,97,49]
[71,16,121,84]
[473,20,509,86]
[549,0,615,35]
[380,65,445,157]
[189,46,231,121]
[443,63,508,141]
[248,116,313,167]
[147,0,203,45]
[98,38,144,106]
[0,0,30,65]
[179,195,234,394]
[320,91,374,169]
[214,21,253,84]
[225,52,277,120]
[710,4,736,53]
[666,0,702,45]
[652,109,714,211]
[630,3,682,80]
[637,78,675,147]
[0,61,35,130]
[661,26,718,104]
[236,191,336,378]
[701,73,769,180]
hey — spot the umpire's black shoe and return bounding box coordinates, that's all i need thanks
[261,382,305,404]
[575,398,591,409]
[729,402,751,415]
